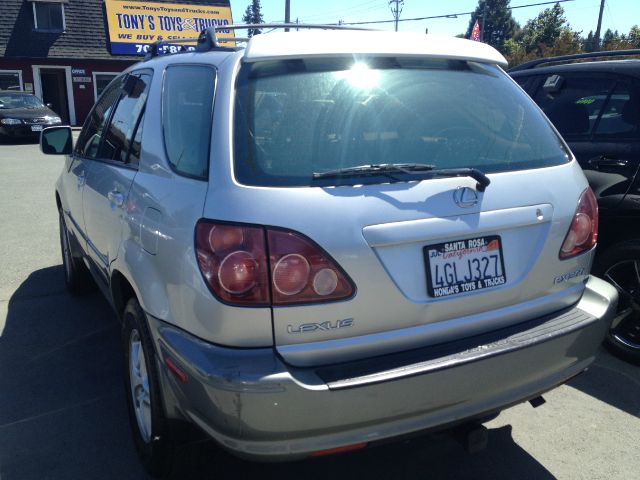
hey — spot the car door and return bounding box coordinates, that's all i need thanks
[531,73,640,211]
[61,79,124,256]
[82,71,152,282]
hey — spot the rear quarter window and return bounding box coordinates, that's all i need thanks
[162,65,216,179]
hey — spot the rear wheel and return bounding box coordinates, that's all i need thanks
[122,297,176,478]
[593,242,640,364]
[59,210,93,295]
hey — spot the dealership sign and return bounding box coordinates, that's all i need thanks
[104,0,234,55]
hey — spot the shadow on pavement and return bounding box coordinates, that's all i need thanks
[567,347,640,418]
[1,266,556,479]
[0,266,147,480]
[172,424,555,480]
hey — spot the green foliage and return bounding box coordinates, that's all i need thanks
[242,0,264,37]
[582,30,594,52]
[465,0,519,53]
[601,26,640,50]
[468,1,639,67]
[518,3,575,55]
[629,26,640,47]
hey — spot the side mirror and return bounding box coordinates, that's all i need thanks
[40,126,73,155]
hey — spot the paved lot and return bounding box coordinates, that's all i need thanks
[1,140,639,479]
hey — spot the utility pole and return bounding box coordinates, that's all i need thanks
[389,0,404,32]
[593,0,605,50]
[285,0,291,32]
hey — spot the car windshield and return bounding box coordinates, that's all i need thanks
[0,94,45,109]
[233,57,570,187]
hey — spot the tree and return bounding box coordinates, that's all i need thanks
[629,25,640,48]
[582,30,594,52]
[518,3,578,55]
[242,0,264,37]
[601,28,619,49]
[539,29,582,57]
[466,0,519,53]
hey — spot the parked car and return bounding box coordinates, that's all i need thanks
[0,91,62,141]
[40,26,617,477]
[510,50,640,364]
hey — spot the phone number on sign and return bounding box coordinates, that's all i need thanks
[135,43,196,54]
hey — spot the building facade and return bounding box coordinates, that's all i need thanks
[0,0,232,125]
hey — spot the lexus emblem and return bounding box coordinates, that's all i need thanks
[453,187,479,208]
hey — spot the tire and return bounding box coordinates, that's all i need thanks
[593,242,640,364]
[122,297,176,478]
[59,210,93,295]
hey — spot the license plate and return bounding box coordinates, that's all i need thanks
[424,235,506,298]
[31,125,43,132]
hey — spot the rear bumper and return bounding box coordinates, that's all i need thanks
[148,275,617,460]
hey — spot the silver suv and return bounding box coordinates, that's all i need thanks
[41,26,617,477]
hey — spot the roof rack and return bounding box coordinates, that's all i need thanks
[508,48,640,72]
[143,23,374,60]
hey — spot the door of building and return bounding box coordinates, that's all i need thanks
[39,68,70,124]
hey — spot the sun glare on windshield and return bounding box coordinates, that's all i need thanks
[334,62,380,90]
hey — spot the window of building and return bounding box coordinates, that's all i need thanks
[162,65,216,178]
[32,1,66,32]
[0,71,23,91]
[93,73,120,101]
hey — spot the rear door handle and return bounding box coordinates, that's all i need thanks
[589,156,629,169]
[77,170,85,188]
[108,190,124,208]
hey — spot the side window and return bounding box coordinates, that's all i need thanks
[127,111,145,166]
[75,78,123,158]
[162,65,215,178]
[533,75,615,139]
[593,82,640,139]
[98,73,151,163]
[512,75,532,91]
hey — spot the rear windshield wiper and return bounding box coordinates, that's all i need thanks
[312,163,427,183]
[312,164,490,191]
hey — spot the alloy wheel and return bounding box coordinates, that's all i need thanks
[604,260,640,351]
[129,329,152,443]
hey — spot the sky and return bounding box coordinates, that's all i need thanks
[227,0,639,38]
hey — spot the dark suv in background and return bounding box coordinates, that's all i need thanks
[510,50,640,363]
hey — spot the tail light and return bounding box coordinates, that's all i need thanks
[268,229,354,305]
[195,223,270,306]
[196,221,355,306]
[559,187,598,259]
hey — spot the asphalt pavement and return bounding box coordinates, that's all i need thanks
[0,140,639,480]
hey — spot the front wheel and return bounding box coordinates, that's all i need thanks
[593,242,640,364]
[122,297,176,478]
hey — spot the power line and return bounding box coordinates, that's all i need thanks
[301,0,386,22]
[335,0,576,26]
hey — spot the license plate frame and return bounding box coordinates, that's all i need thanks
[30,125,43,132]
[423,235,506,298]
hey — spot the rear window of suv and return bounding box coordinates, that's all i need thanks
[233,57,570,187]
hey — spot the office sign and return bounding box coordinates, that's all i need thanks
[104,0,234,55]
